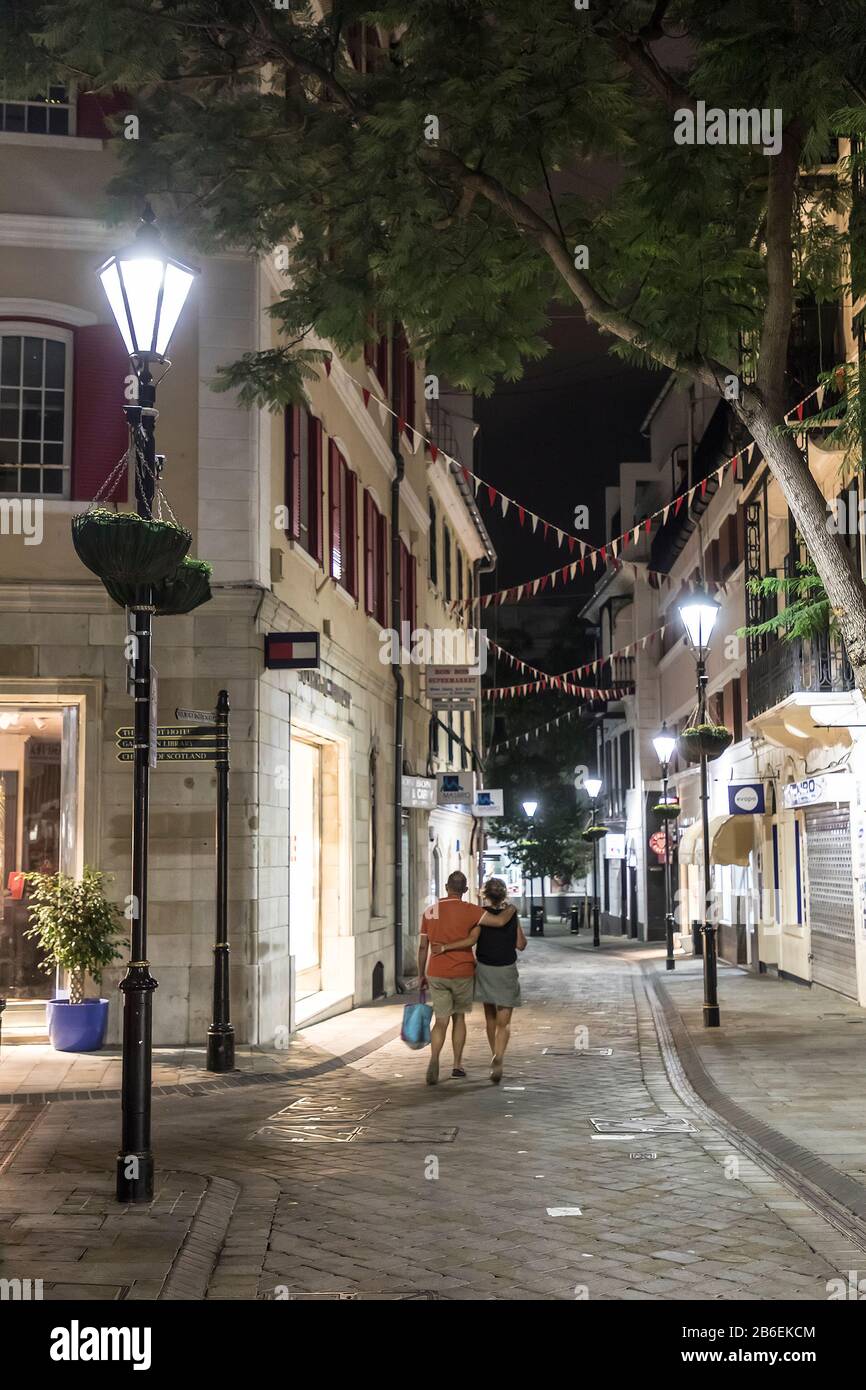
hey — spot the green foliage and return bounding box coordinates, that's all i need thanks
[738,563,834,641]
[5,0,866,408]
[24,867,126,1003]
[496,806,592,884]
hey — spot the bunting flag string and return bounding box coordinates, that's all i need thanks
[488,706,580,756]
[323,353,824,605]
[487,628,666,686]
[485,680,628,700]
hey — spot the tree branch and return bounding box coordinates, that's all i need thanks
[424,147,733,391]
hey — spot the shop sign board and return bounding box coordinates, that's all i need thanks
[472,788,504,817]
[782,773,852,810]
[426,665,477,703]
[728,782,766,815]
[436,770,476,806]
[402,775,437,810]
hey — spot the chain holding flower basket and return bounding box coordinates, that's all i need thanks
[71,425,211,616]
[677,699,733,765]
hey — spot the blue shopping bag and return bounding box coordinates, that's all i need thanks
[401,990,433,1050]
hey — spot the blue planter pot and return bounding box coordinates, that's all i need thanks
[46,998,110,1053]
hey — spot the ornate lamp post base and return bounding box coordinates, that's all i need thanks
[206,1024,235,1073]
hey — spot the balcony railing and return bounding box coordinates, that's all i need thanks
[747,631,853,719]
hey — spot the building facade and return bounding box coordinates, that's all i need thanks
[0,82,494,1044]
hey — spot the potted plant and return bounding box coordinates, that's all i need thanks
[24,868,125,1052]
[72,507,191,585]
[582,824,609,842]
[102,556,213,616]
[678,724,733,763]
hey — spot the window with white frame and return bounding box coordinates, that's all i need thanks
[0,84,74,136]
[0,327,72,496]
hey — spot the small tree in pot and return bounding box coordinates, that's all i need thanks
[24,868,125,1052]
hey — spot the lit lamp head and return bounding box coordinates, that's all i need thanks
[584,777,602,801]
[97,205,198,364]
[521,800,538,819]
[677,588,721,662]
[652,723,677,771]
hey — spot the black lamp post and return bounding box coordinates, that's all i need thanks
[678,588,722,1028]
[584,777,602,947]
[652,723,677,972]
[97,207,198,1202]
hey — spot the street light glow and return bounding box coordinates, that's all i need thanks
[584,777,602,800]
[98,209,198,360]
[522,799,538,818]
[677,588,721,660]
[652,724,677,768]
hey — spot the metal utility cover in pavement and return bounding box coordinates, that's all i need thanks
[542,1047,613,1056]
[590,1115,696,1135]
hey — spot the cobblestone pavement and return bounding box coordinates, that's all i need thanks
[1,936,862,1301]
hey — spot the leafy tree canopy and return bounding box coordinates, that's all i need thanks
[4,0,866,406]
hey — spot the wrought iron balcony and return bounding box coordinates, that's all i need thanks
[747,630,853,719]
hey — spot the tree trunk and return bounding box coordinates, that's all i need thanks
[736,393,866,694]
[70,968,84,1005]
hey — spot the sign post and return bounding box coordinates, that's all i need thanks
[115,693,232,1072]
[206,690,234,1073]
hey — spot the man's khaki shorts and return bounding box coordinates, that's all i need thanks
[428,975,474,1017]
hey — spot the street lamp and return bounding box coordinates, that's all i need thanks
[99,206,198,1203]
[584,776,603,948]
[678,587,721,1027]
[521,799,541,934]
[652,723,678,973]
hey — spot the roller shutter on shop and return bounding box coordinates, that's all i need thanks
[804,806,858,999]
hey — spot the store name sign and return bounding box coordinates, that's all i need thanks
[783,774,852,809]
[728,782,766,815]
[437,770,476,806]
[402,775,437,810]
[473,788,504,817]
[426,665,477,703]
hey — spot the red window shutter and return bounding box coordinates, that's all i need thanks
[328,440,341,580]
[75,90,128,140]
[72,323,130,501]
[285,408,301,539]
[311,418,324,565]
[377,511,388,624]
[364,491,375,616]
[347,469,359,600]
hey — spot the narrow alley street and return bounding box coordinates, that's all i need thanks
[3,934,863,1304]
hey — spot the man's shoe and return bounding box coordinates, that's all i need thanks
[426,1058,439,1086]
[490,1056,503,1084]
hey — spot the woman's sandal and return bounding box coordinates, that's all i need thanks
[451,1067,467,1079]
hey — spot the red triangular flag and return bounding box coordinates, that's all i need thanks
[675,495,684,515]
[701,477,708,498]
[568,537,575,553]
[430,444,439,463]
[362,388,370,409]
[543,522,549,541]
[518,506,525,526]
[487,485,497,507]
[324,357,332,377]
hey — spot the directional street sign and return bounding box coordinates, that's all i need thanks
[116,737,223,750]
[116,749,225,763]
[175,707,217,724]
[116,725,219,739]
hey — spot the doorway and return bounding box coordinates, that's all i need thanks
[290,736,323,1000]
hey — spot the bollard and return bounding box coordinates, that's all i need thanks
[692,919,703,957]
[570,902,580,935]
[531,905,545,937]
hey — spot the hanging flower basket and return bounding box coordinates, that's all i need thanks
[102,557,213,616]
[72,509,191,585]
[582,824,609,842]
[653,800,680,819]
[678,724,732,764]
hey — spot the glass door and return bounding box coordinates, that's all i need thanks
[290,736,323,1000]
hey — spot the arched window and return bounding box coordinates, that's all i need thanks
[0,325,72,496]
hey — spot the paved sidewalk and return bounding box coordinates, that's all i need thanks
[650,950,866,1186]
[1,934,860,1301]
[0,998,404,1100]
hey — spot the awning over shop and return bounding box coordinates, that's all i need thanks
[677,815,756,868]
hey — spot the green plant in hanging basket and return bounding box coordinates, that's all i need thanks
[102,557,213,616]
[582,824,609,842]
[678,724,733,763]
[653,800,680,818]
[72,508,191,584]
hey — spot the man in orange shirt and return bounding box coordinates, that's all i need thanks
[417,870,504,1085]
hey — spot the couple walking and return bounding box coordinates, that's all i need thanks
[417,871,526,1086]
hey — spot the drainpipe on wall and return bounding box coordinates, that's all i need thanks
[390,411,406,992]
